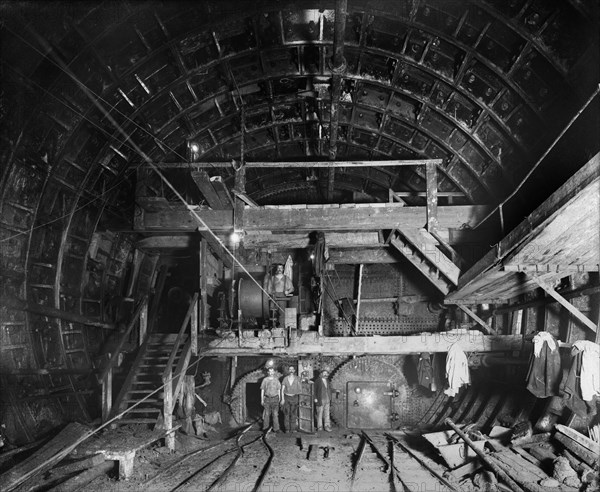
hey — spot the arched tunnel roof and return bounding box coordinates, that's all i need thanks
[0,0,598,445]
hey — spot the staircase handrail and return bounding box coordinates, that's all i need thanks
[100,295,148,382]
[171,338,193,407]
[162,293,199,383]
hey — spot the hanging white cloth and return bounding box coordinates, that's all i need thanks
[572,340,600,401]
[444,343,470,397]
[284,255,293,281]
[533,331,557,357]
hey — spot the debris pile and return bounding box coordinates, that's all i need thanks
[422,418,599,492]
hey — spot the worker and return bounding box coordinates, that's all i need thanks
[266,263,293,297]
[314,368,333,432]
[260,366,281,433]
[281,365,302,433]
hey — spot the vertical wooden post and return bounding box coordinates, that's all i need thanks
[191,297,198,355]
[426,163,438,233]
[101,368,113,423]
[183,375,195,435]
[230,356,238,391]
[139,299,148,346]
[199,239,208,334]
[164,372,174,450]
[355,264,364,334]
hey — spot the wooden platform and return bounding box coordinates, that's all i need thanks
[448,152,600,305]
[76,426,175,479]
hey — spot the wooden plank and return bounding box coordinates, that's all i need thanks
[136,235,195,250]
[191,170,225,209]
[242,231,381,249]
[139,204,490,232]
[135,159,444,169]
[555,424,600,455]
[200,239,208,334]
[426,163,438,233]
[232,189,258,207]
[210,175,234,208]
[0,423,90,492]
[457,305,496,335]
[50,460,113,492]
[4,300,115,330]
[48,453,106,479]
[554,433,598,467]
[531,277,597,332]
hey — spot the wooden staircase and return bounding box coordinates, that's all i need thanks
[388,228,461,295]
[111,333,188,426]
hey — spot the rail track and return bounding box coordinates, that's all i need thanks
[142,423,276,492]
[350,432,460,492]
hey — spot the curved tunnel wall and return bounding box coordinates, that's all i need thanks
[0,0,598,443]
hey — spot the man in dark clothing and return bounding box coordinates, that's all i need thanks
[314,369,333,432]
[260,366,281,432]
[281,365,302,433]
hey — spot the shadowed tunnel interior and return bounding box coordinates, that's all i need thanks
[0,0,599,460]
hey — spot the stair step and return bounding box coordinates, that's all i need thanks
[116,418,159,424]
[124,398,161,404]
[123,407,161,414]
[390,238,450,295]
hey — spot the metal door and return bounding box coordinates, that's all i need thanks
[298,379,314,433]
[346,381,393,429]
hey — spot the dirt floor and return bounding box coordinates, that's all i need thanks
[72,424,460,492]
[5,422,478,492]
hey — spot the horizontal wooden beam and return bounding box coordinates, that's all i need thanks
[392,191,465,197]
[133,159,444,169]
[243,231,381,249]
[4,299,114,329]
[203,331,529,355]
[138,204,489,233]
[137,235,195,249]
[328,247,399,264]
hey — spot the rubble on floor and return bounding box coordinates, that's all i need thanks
[422,419,599,492]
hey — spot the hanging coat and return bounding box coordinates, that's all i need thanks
[417,352,433,390]
[526,332,561,398]
[560,348,587,417]
[444,343,470,397]
[572,340,600,401]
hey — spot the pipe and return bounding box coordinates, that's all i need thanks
[444,418,525,492]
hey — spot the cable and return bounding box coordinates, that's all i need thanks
[472,84,600,230]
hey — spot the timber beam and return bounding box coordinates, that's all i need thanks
[136,204,489,233]
[202,331,528,356]
[132,159,444,169]
[457,305,496,335]
[531,276,597,333]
